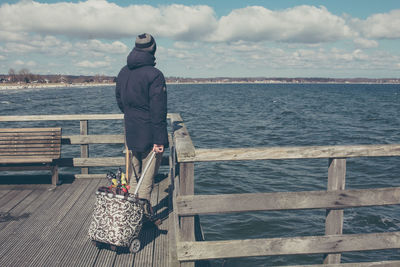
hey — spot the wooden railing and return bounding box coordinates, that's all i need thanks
[3,113,400,265]
[0,114,170,178]
[170,114,400,266]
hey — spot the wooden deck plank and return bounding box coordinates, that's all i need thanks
[0,188,42,233]
[0,186,58,245]
[68,234,101,267]
[56,179,105,266]
[0,189,20,204]
[0,184,69,239]
[24,180,92,267]
[58,205,103,266]
[0,181,79,266]
[0,189,32,213]
[10,180,86,267]
[31,179,103,267]
[0,183,52,190]
[153,176,171,267]
[112,245,136,266]
[92,247,117,267]
[134,182,159,266]
[0,188,11,198]
[61,180,119,267]
[135,225,155,266]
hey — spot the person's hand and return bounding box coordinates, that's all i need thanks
[153,144,164,154]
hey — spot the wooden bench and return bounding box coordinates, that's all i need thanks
[0,127,62,185]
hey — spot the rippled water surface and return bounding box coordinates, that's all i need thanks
[1,83,400,265]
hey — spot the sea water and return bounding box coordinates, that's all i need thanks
[1,83,400,265]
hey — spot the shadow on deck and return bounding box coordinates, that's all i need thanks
[0,174,172,267]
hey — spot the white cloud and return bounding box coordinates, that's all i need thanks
[0,31,27,42]
[160,39,400,77]
[1,34,125,59]
[1,35,72,55]
[353,38,379,48]
[0,1,398,49]
[27,60,36,67]
[352,49,369,60]
[75,40,128,55]
[195,42,387,72]
[4,42,36,53]
[0,55,5,60]
[156,4,218,40]
[13,60,36,67]
[0,1,359,44]
[0,1,217,41]
[229,41,265,52]
[352,9,400,39]
[75,60,110,68]
[209,5,353,43]
[173,42,200,50]
[13,60,25,66]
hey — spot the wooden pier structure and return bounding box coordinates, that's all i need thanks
[1,113,400,266]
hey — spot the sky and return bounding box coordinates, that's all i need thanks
[0,0,399,78]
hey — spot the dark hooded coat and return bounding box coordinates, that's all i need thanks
[116,48,168,152]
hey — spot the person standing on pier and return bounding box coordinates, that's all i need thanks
[115,33,168,216]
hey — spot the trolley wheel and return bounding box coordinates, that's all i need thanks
[129,239,141,254]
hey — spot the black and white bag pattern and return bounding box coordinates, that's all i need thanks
[88,192,144,247]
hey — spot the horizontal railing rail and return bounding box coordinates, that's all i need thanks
[170,114,400,266]
[176,187,400,216]
[177,231,400,261]
[179,144,400,162]
[0,114,123,121]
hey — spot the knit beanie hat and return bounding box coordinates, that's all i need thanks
[135,33,156,54]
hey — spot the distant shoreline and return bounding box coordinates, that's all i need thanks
[166,81,400,85]
[1,81,399,90]
[0,82,115,90]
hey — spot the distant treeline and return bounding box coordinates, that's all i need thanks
[1,69,399,84]
[167,77,400,84]
[0,69,115,84]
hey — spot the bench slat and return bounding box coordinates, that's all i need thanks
[0,127,62,133]
[0,138,61,145]
[0,157,55,164]
[0,128,60,135]
[0,154,60,158]
[0,144,60,149]
[0,131,61,136]
[0,133,61,140]
[0,152,59,155]
[0,151,60,156]
[0,146,60,151]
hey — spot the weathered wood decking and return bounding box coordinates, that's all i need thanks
[0,175,172,267]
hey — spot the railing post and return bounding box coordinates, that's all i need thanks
[80,120,89,174]
[170,113,196,267]
[324,158,346,264]
[179,162,195,267]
